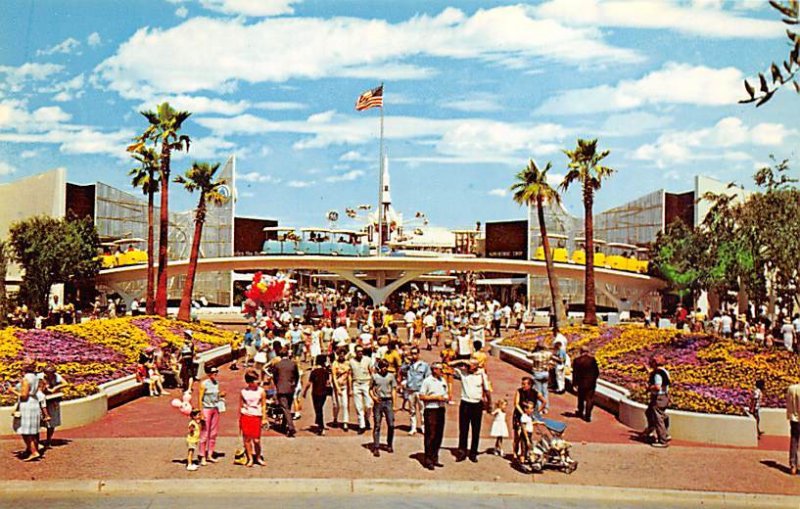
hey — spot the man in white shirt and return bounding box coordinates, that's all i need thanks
[423,312,436,351]
[786,383,800,475]
[332,324,350,347]
[349,346,374,433]
[404,310,416,343]
[418,362,449,470]
[450,359,490,463]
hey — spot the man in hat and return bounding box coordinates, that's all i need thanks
[180,330,197,392]
[644,354,671,448]
[450,358,491,463]
[787,381,800,475]
[572,346,600,422]
[780,317,795,352]
[418,362,449,470]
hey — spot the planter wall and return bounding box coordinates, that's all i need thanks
[494,343,766,447]
[2,344,234,435]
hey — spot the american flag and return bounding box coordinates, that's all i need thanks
[355,84,383,111]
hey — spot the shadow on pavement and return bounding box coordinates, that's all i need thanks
[760,459,793,475]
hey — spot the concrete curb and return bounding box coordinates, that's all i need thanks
[0,478,796,507]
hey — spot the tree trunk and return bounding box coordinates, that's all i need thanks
[583,182,598,326]
[145,172,155,315]
[537,196,565,333]
[155,142,170,317]
[177,198,206,322]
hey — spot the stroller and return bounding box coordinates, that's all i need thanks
[263,388,287,431]
[516,416,578,474]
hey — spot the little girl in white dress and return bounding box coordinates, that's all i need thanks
[490,399,510,456]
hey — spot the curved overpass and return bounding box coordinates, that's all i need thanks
[97,255,664,306]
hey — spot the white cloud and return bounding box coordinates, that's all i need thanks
[287,179,314,188]
[538,62,744,115]
[20,149,40,159]
[0,63,64,93]
[239,190,255,198]
[325,169,365,183]
[40,73,85,102]
[173,136,239,160]
[339,150,370,162]
[198,0,300,17]
[197,111,570,164]
[0,161,17,176]
[175,6,189,17]
[631,117,795,168]
[535,0,780,38]
[87,32,102,47]
[95,7,639,96]
[138,95,250,115]
[252,101,305,111]
[441,93,502,112]
[0,100,72,131]
[37,37,81,56]
[239,171,281,183]
[488,188,508,197]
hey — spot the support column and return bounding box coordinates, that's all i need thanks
[334,270,425,305]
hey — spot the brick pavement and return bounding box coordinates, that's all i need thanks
[1,327,796,494]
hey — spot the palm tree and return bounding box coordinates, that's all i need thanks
[127,145,159,315]
[174,162,228,322]
[561,139,615,326]
[129,103,191,316]
[511,159,566,333]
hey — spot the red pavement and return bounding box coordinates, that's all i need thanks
[31,327,787,453]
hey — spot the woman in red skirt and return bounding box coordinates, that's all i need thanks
[239,370,266,467]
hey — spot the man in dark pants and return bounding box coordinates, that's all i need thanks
[450,359,490,463]
[418,362,449,470]
[272,347,299,438]
[571,346,600,422]
[643,355,670,448]
[369,359,397,457]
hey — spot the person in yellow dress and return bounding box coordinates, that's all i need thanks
[186,409,203,471]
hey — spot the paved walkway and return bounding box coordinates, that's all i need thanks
[1,327,796,495]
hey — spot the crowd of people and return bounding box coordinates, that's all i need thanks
[171,289,579,472]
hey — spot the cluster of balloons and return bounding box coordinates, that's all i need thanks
[170,391,193,416]
[242,271,292,315]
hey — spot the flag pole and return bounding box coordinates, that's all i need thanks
[377,82,385,257]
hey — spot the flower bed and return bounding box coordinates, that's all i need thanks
[502,325,798,415]
[0,316,239,405]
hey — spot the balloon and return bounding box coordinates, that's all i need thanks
[179,402,192,416]
[182,391,192,403]
[170,398,182,408]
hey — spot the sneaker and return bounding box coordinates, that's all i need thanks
[186,464,199,471]
[206,456,218,463]
[651,441,669,448]
[200,459,208,466]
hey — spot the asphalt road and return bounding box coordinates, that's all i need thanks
[0,494,736,509]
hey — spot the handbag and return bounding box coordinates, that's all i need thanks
[217,398,227,413]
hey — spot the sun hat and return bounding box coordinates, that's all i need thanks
[184,329,194,338]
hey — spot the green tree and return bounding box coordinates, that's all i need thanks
[128,145,160,315]
[8,216,100,316]
[651,220,704,302]
[740,0,799,106]
[511,159,566,332]
[128,102,191,317]
[174,162,228,322]
[561,138,615,326]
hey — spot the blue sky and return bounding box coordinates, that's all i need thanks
[1,0,798,229]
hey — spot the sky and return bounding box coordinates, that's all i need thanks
[0,0,798,229]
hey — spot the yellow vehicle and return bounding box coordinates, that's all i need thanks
[606,243,638,272]
[571,238,606,267]
[97,238,148,268]
[534,234,569,263]
[635,247,650,273]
